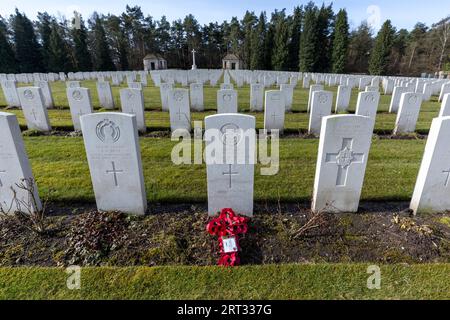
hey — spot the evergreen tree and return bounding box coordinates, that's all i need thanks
[314,3,334,72]
[369,20,396,75]
[241,11,257,68]
[0,18,17,73]
[347,21,373,73]
[90,13,115,71]
[71,15,92,71]
[271,10,290,70]
[36,12,52,71]
[105,15,129,70]
[47,21,69,72]
[287,6,303,71]
[11,9,44,73]
[299,2,318,72]
[250,12,266,70]
[331,9,349,73]
[263,15,275,70]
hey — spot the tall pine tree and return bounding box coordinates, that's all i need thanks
[299,2,318,72]
[250,12,266,70]
[90,13,115,71]
[271,10,290,70]
[331,9,349,73]
[0,18,17,73]
[369,20,395,75]
[288,6,303,71]
[11,9,44,73]
[241,11,257,69]
[314,3,334,72]
[72,15,92,71]
[47,21,73,72]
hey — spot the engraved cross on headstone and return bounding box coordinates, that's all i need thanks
[325,138,365,186]
[271,112,280,122]
[222,164,239,188]
[106,161,123,187]
[0,170,6,187]
[31,109,37,121]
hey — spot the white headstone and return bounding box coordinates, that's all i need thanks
[34,80,54,109]
[96,81,115,109]
[120,88,146,133]
[80,112,147,215]
[217,89,238,114]
[280,84,294,112]
[312,115,374,213]
[168,89,191,132]
[389,86,409,113]
[17,87,52,132]
[308,90,332,136]
[250,83,264,112]
[264,90,285,132]
[410,116,450,214]
[1,80,21,107]
[159,83,172,111]
[355,91,380,121]
[438,93,450,117]
[393,92,423,134]
[205,114,255,217]
[220,83,234,90]
[67,87,93,131]
[66,81,81,88]
[190,83,204,111]
[335,85,351,113]
[307,84,324,113]
[0,112,42,214]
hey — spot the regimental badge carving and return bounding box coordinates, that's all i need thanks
[408,94,418,105]
[72,90,83,101]
[364,94,375,102]
[223,94,232,102]
[174,91,184,101]
[96,119,121,143]
[319,93,328,104]
[23,89,34,100]
[220,123,242,146]
[127,91,135,100]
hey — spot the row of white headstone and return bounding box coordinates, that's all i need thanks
[2,109,450,217]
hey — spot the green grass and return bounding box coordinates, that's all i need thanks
[0,79,442,134]
[1,264,449,299]
[24,136,425,203]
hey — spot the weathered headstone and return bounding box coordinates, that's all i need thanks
[96,81,115,109]
[168,89,191,132]
[355,91,380,120]
[120,88,146,133]
[217,89,238,114]
[0,80,21,107]
[0,112,42,214]
[80,112,147,215]
[34,80,54,109]
[250,83,264,112]
[67,87,93,131]
[335,85,351,113]
[307,84,324,113]
[393,92,423,134]
[308,90,332,136]
[190,83,204,111]
[159,83,172,111]
[410,116,450,214]
[17,87,52,132]
[264,90,285,132]
[312,115,374,213]
[205,114,255,217]
[438,93,450,117]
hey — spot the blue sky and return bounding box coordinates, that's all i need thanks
[0,0,448,31]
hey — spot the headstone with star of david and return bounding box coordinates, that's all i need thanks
[308,90,332,136]
[0,112,42,214]
[217,89,238,114]
[264,90,285,132]
[168,88,191,132]
[67,87,93,131]
[393,92,423,135]
[312,115,374,213]
[17,87,52,132]
[355,91,380,121]
[80,112,147,215]
[120,88,146,133]
[204,113,256,217]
